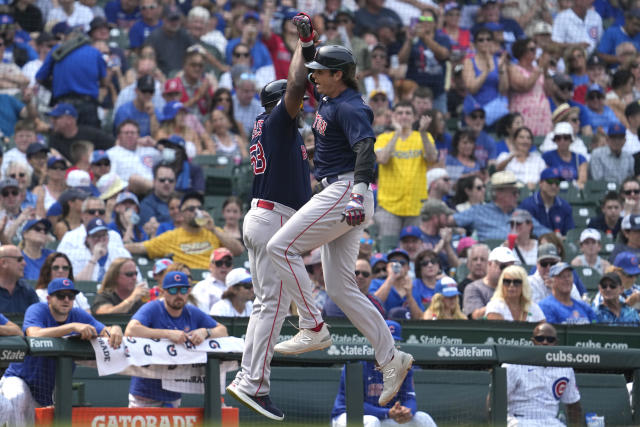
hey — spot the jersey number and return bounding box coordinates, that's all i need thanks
[250,142,266,175]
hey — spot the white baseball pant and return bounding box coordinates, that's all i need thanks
[332,411,437,427]
[0,376,37,426]
[233,199,295,396]
[267,176,395,366]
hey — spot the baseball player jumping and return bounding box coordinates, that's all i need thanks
[225,22,316,421]
[267,14,414,407]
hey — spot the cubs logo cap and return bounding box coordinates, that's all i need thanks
[48,278,80,295]
[86,218,108,236]
[385,320,403,341]
[613,252,640,276]
[162,271,191,289]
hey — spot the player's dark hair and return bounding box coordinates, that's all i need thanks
[450,129,475,159]
[392,101,415,114]
[117,119,140,135]
[601,190,621,209]
[412,86,433,101]
[330,69,359,91]
[511,38,532,61]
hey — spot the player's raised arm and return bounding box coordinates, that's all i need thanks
[283,13,315,119]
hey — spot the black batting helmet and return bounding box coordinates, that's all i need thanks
[306,45,356,78]
[260,79,287,107]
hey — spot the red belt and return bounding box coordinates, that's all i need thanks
[257,200,274,210]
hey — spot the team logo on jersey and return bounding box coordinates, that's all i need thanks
[312,113,327,136]
[552,377,569,400]
[588,27,598,40]
[252,120,264,139]
[301,145,308,160]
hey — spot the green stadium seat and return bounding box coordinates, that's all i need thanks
[574,373,632,426]
[191,268,210,282]
[533,135,545,148]
[455,263,469,283]
[573,266,602,293]
[573,206,596,229]
[378,235,399,253]
[74,280,100,307]
[484,239,504,250]
[233,251,249,269]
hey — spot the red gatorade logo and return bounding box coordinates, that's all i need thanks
[312,113,327,136]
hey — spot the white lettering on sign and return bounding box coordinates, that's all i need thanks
[90,415,198,427]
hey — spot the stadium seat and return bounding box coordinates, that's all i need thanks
[573,266,602,293]
[533,135,545,148]
[134,256,154,281]
[484,239,504,250]
[74,280,100,306]
[573,207,596,229]
[378,235,399,253]
[573,373,632,426]
[233,251,249,269]
[455,263,469,283]
[191,269,210,282]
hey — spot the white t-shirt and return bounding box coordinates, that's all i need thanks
[485,299,546,322]
[47,2,94,31]
[363,74,395,104]
[36,288,91,311]
[107,145,153,183]
[496,152,546,187]
[513,240,539,266]
[209,299,252,317]
[623,129,640,155]
[551,8,603,55]
[191,276,227,313]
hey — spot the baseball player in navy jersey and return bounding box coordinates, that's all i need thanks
[225,19,316,421]
[266,13,414,407]
[503,322,582,427]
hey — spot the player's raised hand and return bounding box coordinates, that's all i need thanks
[293,12,314,43]
[341,193,365,226]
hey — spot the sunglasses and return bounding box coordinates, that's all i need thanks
[599,281,619,290]
[475,37,491,43]
[182,205,202,212]
[1,189,18,197]
[391,259,408,266]
[587,93,604,100]
[54,292,76,300]
[215,259,233,268]
[502,278,523,287]
[553,135,572,141]
[475,185,485,190]
[31,226,47,233]
[140,4,157,9]
[121,271,137,277]
[52,265,70,272]
[418,15,434,22]
[569,117,579,123]
[420,259,439,267]
[539,260,557,268]
[233,52,250,58]
[94,161,110,167]
[158,177,175,184]
[360,238,374,245]
[9,173,25,179]
[559,84,573,91]
[533,335,556,344]
[373,267,386,275]
[188,62,204,68]
[527,46,536,52]
[86,209,106,216]
[545,178,562,186]
[0,255,23,262]
[167,286,190,295]
[49,165,67,171]
[355,270,371,278]
[470,113,485,120]
[624,189,640,195]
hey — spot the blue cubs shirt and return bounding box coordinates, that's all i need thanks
[4,303,105,406]
[368,278,434,312]
[311,87,375,180]
[542,151,586,182]
[249,100,312,211]
[129,300,217,403]
[538,296,597,325]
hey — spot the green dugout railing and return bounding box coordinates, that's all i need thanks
[0,336,636,426]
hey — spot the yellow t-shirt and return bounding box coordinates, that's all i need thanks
[143,227,222,269]
[375,130,433,216]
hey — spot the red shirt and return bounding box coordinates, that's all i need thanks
[263,33,292,80]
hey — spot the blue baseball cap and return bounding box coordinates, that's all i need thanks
[0,15,14,25]
[46,201,62,217]
[435,276,460,297]
[387,248,410,263]
[244,11,260,22]
[22,218,52,236]
[48,278,80,295]
[540,167,562,181]
[91,150,109,164]
[463,95,484,116]
[613,252,640,275]
[587,83,604,95]
[549,262,573,277]
[86,218,108,236]
[484,22,503,31]
[52,21,71,36]
[162,271,191,289]
[607,122,626,137]
[370,252,388,268]
[386,320,403,341]
[159,134,186,150]
[26,142,50,157]
[115,191,140,207]
[160,101,187,122]
[47,156,67,168]
[399,225,422,240]
[46,103,78,118]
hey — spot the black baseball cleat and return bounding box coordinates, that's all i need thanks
[226,383,285,421]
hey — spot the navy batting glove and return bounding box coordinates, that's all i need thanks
[341,193,365,226]
[293,12,314,44]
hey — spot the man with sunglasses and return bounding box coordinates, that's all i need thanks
[126,191,242,269]
[463,246,516,319]
[518,168,574,236]
[192,247,234,313]
[139,163,176,233]
[419,200,459,274]
[0,178,24,234]
[125,271,227,408]
[529,243,581,304]
[0,278,122,425]
[609,214,640,263]
[501,322,582,427]
[594,272,640,325]
[128,0,162,51]
[539,263,597,324]
[590,122,634,186]
[0,244,37,314]
[461,96,497,169]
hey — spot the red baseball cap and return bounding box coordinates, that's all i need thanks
[163,77,184,94]
[212,247,232,261]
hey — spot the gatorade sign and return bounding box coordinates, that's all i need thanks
[90,414,198,427]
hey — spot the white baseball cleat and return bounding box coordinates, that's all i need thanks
[273,323,332,355]
[378,350,414,406]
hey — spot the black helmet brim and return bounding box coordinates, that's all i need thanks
[305,61,331,70]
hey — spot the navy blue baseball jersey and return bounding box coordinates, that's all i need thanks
[250,100,312,211]
[311,87,375,180]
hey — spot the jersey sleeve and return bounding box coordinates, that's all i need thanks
[131,299,157,326]
[560,369,581,404]
[336,101,375,147]
[22,303,48,331]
